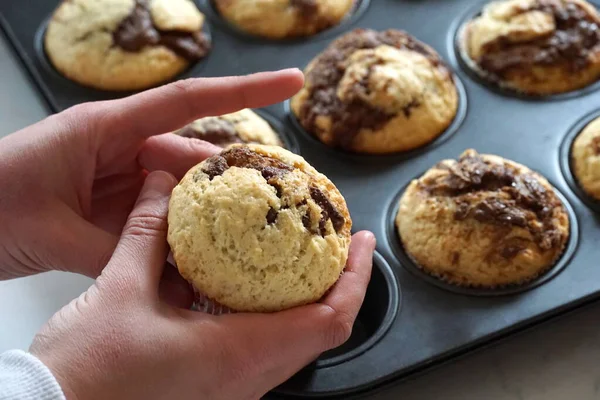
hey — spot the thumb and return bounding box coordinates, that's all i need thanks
[100,171,177,296]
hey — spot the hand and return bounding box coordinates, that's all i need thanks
[0,69,304,280]
[30,172,376,400]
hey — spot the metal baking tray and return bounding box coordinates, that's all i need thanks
[2,0,600,398]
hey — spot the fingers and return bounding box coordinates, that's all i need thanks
[101,171,177,295]
[320,230,376,330]
[90,69,304,142]
[138,134,221,179]
[203,232,376,394]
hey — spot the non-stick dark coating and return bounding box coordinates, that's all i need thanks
[2,0,600,398]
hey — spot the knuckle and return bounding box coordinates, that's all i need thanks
[169,79,198,119]
[324,307,354,349]
[124,213,168,239]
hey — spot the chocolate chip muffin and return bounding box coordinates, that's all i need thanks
[572,116,600,200]
[168,144,352,312]
[45,0,211,91]
[460,0,600,95]
[396,150,570,287]
[291,29,459,154]
[174,109,284,148]
[213,0,355,39]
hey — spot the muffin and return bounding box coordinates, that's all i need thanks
[214,0,355,39]
[174,109,284,147]
[572,116,600,200]
[45,0,211,91]
[396,149,570,287]
[168,144,352,312]
[291,29,459,154]
[460,0,600,95]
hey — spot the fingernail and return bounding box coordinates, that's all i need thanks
[280,67,302,74]
[362,231,376,247]
[138,171,177,204]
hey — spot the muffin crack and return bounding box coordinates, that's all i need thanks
[200,146,346,236]
[481,0,600,75]
[295,29,456,151]
[424,150,565,250]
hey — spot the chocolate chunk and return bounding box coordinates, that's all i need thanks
[298,29,449,150]
[266,208,278,224]
[455,198,528,228]
[425,151,564,251]
[200,146,293,187]
[477,0,600,77]
[309,186,345,235]
[113,0,210,61]
[500,243,525,259]
[159,31,211,60]
[113,0,159,51]
[302,212,312,232]
[178,118,244,147]
[291,0,319,18]
[592,136,600,154]
[222,147,293,180]
[202,155,229,180]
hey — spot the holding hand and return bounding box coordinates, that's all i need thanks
[0,70,304,279]
[30,172,375,400]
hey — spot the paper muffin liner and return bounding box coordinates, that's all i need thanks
[191,287,235,315]
[167,252,235,315]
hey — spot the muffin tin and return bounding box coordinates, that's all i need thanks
[3,0,600,398]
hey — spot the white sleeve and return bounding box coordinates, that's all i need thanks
[0,350,65,400]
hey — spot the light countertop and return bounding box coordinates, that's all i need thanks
[2,33,600,400]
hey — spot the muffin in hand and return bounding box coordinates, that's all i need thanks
[291,29,459,154]
[45,0,211,91]
[168,145,352,312]
[396,149,570,287]
[460,0,600,95]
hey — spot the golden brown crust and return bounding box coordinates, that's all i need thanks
[214,0,355,39]
[396,149,570,287]
[45,0,210,91]
[168,144,351,312]
[291,29,458,154]
[460,0,600,95]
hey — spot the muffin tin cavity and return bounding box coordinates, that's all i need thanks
[34,14,213,96]
[314,252,400,368]
[254,109,301,155]
[450,0,600,101]
[199,0,371,43]
[385,182,580,297]
[283,76,467,163]
[560,109,600,212]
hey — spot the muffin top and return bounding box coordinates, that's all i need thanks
[175,109,284,148]
[45,0,210,90]
[291,29,458,154]
[462,0,600,94]
[572,116,600,200]
[422,150,566,250]
[396,150,569,287]
[168,144,351,312]
[214,0,355,39]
